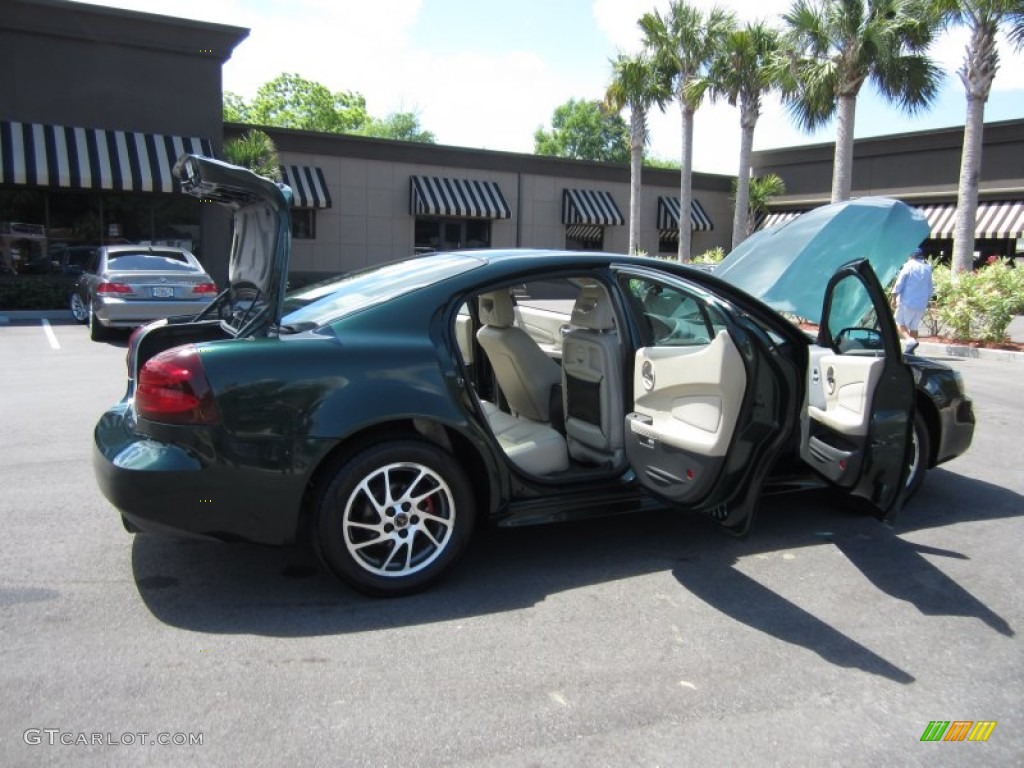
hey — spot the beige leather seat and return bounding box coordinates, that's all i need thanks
[476,291,568,475]
[479,402,569,476]
[476,291,561,422]
[562,285,624,467]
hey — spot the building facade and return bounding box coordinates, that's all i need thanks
[0,0,247,284]
[229,123,733,281]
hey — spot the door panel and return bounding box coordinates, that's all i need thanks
[807,354,884,436]
[631,331,746,457]
[800,261,914,518]
[626,330,746,505]
[616,267,798,535]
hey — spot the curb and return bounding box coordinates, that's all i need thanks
[914,342,1023,362]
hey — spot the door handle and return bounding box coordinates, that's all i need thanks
[641,360,655,391]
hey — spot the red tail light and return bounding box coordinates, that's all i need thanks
[97,282,132,294]
[136,345,220,425]
[191,282,217,294]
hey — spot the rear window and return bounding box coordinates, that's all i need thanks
[107,252,197,272]
[282,253,486,326]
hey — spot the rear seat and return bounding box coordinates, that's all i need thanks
[480,402,569,476]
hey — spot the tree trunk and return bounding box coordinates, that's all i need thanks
[678,101,695,263]
[831,93,857,203]
[952,21,998,275]
[953,95,985,274]
[732,100,758,249]
[629,108,645,255]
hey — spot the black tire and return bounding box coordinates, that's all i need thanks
[88,303,109,341]
[69,292,88,324]
[315,440,475,596]
[905,412,930,500]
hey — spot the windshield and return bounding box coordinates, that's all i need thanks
[281,252,486,326]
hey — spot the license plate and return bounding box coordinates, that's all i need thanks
[152,286,174,298]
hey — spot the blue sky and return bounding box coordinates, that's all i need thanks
[80,0,1024,175]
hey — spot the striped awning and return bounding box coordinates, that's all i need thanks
[916,201,1024,240]
[562,188,624,226]
[410,175,511,219]
[657,196,714,238]
[0,120,213,194]
[279,165,331,209]
[565,224,604,241]
[758,210,806,230]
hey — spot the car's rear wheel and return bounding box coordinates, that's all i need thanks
[69,292,88,323]
[906,412,930,500]
[315,440,475,596]
[88,302,110,341]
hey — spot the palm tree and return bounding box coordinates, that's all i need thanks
[936,0,1024,273]
[779,0,942,203]
[691,21,781,249]
[744,173,788,236]
[640,1,735,262]
[222,129,281,180]
[605,53,671,255]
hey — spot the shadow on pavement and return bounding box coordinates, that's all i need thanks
[131,471,1019,683]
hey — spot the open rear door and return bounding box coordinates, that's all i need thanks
[801,260,914,520]
[617,270,797,535]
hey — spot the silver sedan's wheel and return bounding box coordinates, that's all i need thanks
[88,302,110,341]
[69,292,88,323]
[316,440,474,596]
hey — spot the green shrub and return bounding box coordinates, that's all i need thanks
[0,276,74,310]
[930,258,1024,343]
[693,246,726,264]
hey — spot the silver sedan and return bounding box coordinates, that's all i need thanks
[69,245,218,341]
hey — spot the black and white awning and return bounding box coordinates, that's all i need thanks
[917,200,1024,240]
[279,165,331,209]
[565,224,604,241]
[410,175,511,219]
[562,188,624,226]
[757,210,806,230]
[0,120,213,194]
[656,196,714,238]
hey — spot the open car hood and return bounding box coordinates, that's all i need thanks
[714,197,929,327]
[174,154,292,335]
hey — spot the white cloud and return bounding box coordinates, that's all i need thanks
[76,0,1022,174]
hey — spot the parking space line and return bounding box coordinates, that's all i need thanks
[41,319,61,350]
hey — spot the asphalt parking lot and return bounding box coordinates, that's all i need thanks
[1,319,1021,766]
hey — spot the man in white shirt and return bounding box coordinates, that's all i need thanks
[891,248,933,354]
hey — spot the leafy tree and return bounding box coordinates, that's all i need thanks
[534,99,630,163]
[692,21,782,249]
[932,0,1024,273]
[223,92,252,124]
[357,112,436,143]
[779,0,942,203]
[223,129,280,180]
[641,1,735,262]
[231,73,370,133]
[605,54,672,255]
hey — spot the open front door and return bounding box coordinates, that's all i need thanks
[801,260,914,520]
[617,270,796,535]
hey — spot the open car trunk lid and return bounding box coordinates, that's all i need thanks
[173,153,292,338]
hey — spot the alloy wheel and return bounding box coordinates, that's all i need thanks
[342,461,456,578]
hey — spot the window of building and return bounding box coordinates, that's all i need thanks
[566,230,603,251]
[292,209,317,240]
[415,217,491,253]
